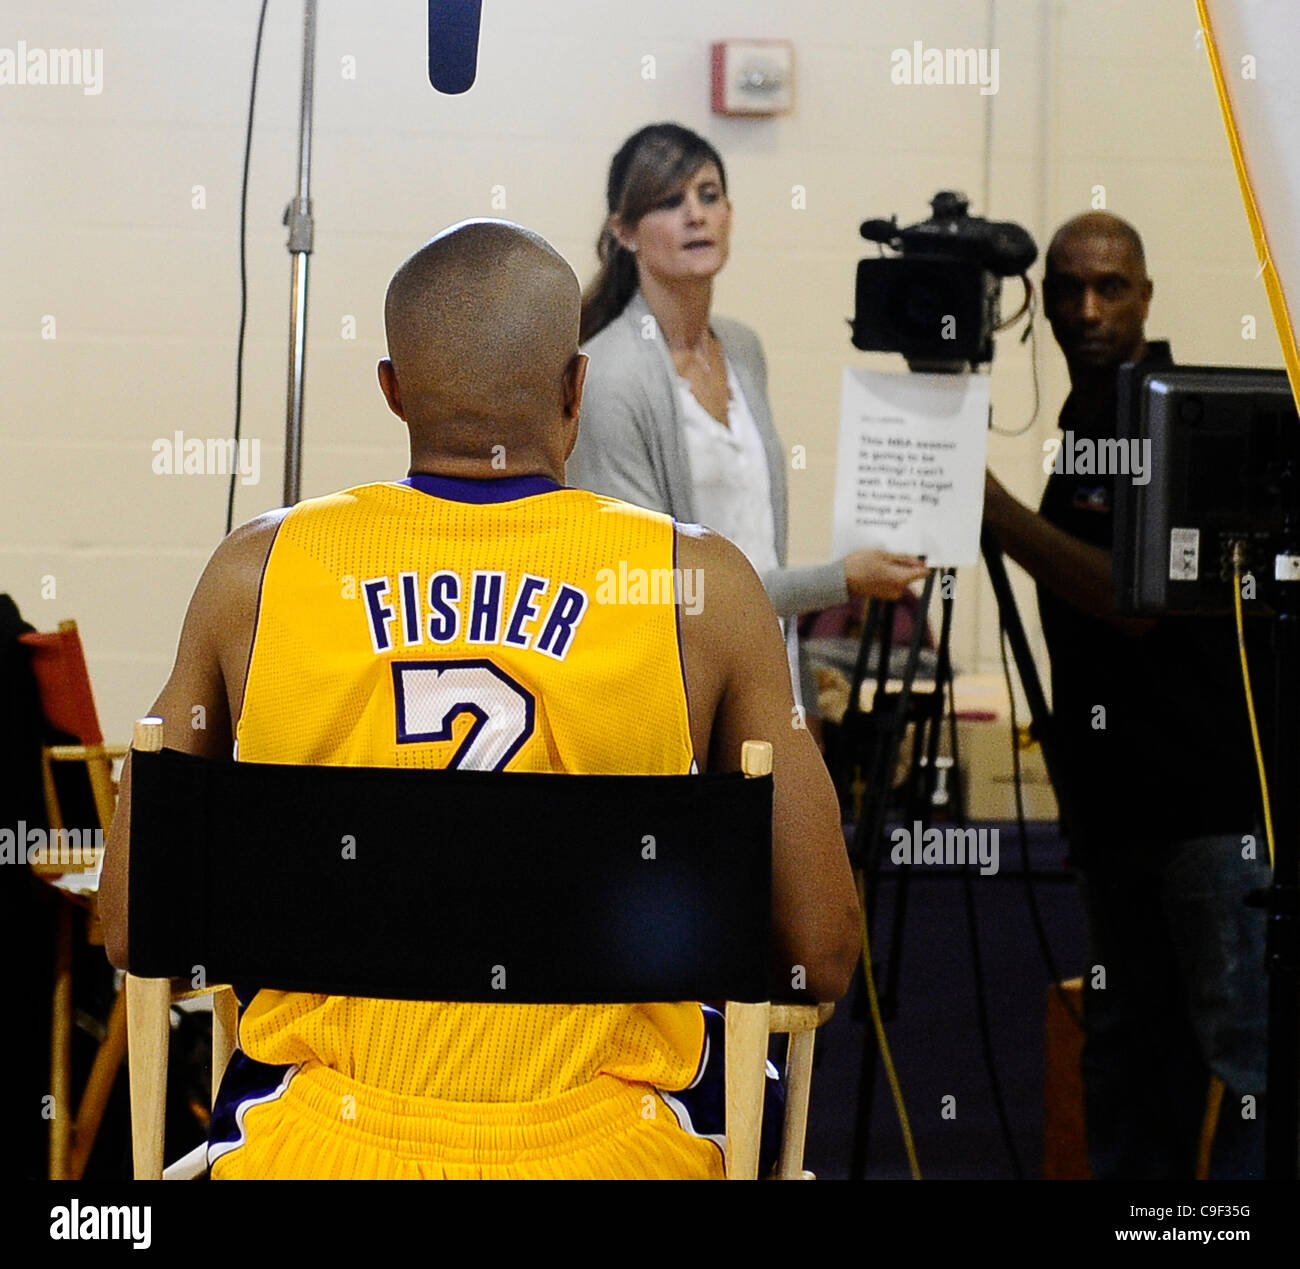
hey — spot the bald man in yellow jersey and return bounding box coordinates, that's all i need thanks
[102,219,862,1179]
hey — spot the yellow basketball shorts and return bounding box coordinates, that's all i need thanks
[207,1057,726,1181]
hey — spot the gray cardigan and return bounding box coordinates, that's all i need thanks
[567,290,849,619]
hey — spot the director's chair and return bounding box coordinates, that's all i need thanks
[124,719,833,1180]
[19,618,131,1179]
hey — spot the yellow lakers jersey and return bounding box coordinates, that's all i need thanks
[234,473,705,1101]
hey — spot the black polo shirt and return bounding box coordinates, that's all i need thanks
[1036,344,1267,854]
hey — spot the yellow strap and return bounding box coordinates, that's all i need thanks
[1195,1,1300,404]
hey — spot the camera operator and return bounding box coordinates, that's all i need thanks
[982,211,1269,1179]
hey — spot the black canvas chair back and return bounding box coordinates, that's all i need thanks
[126,746,774,1004]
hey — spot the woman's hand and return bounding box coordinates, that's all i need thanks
[842,549,931,600]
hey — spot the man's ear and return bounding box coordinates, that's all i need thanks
[563,353,588,421]
[377,358,405,420]
[561,353,587,461]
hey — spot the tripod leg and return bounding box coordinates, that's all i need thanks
[981,530,1077,845]
[848,579,939,1177]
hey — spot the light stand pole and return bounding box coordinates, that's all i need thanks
[282,0,317,506]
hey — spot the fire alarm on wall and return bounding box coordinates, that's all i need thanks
[711,40,794,116]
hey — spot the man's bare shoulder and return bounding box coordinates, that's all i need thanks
[196,508,289,606]
[217,507,290,569]
[186,509,289,696]
[674,523,781,769]
[674,521,769,619]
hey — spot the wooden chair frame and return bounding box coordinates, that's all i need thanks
[124,721,833,1180]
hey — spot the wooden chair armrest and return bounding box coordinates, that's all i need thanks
[170,981,235,1003]
[47,745,95,762]
[30,862,95,880]
[46,743,127,761]
[768,1002,834,1034]
[30,848,103,881]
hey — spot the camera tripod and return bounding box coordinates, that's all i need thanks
[831,529,1078,1179]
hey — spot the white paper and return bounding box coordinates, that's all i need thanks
[831,369,991,568]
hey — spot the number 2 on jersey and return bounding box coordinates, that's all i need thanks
[392,659,535,771]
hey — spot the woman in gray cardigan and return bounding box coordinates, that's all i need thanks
[568,123,927,634]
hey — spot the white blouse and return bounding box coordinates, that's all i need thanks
[677,356,805,713]
[676,357,779,576]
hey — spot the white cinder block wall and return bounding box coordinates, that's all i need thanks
[0,0,1282,739]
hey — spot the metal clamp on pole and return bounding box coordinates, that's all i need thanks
[283,195,314,254]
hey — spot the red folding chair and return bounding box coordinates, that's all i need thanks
[19,619,128,1179]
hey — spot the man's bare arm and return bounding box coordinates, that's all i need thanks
[100,513,283,968]
[682,530,861,1002]
[984,470,1154,637]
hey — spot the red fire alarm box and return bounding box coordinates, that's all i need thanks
[711,40,794,116]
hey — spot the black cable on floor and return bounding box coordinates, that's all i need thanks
[226,0,270,538]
